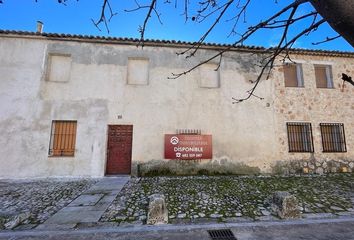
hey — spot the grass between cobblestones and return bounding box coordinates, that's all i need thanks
[101,174,354,224]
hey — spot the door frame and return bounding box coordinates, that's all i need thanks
[105,124,133,175]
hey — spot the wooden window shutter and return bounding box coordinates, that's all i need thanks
[49,121,77,157]
[284,64,298,87]
[315,65,328,88]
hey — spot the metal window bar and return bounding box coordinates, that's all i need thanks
[287,122,314,152]
[49,120,77,156]
[176,129,201,135]
[320,123,346,152]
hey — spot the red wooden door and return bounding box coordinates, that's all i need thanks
[106,125,133,175]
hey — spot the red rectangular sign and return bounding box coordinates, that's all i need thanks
[164,134,212,160]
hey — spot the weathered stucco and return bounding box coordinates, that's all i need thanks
[0,34,353,178]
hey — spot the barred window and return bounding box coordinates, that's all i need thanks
[320,123,346,152]
[49,120,77,157]
[286,122,314,152]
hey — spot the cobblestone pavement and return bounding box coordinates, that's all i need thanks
[101,174,354,225]
[0,179,97,229]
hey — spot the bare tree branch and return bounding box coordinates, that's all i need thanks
[125,0,163,45]
[227,0,251,37]
[234,18,326,103]
[91,0,117,33]
[170,0,311,81]
[139,0,160,43]
[34,0,351,102]
[312,35,341,45]
[180,0,234,58]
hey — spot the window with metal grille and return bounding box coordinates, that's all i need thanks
[283,63,304,87]
[49,120,77,157]
[286,122,314,152]
[320,123,346,152]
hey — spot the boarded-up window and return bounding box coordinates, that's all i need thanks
[315,65,333,88]
[199,63,220,88]
[46,54,72,82]
[320,123,346,152]
[127,58,149,85]
[283,64,304,87]
[286,122,314,152]
[49,121,77,157]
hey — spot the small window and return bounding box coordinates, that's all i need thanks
[315,65,333,88]
[127,58,149,85]
[199,63,220,88]
[286,122,314,152]
[49,120,77,157]
[46,54,72,82]
[320,123,346,152]
[283,63,304,87]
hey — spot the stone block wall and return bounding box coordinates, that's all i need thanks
[272,158,354,175]
[272,53,354,170]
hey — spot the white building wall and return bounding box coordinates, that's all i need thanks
[0,36,277,178]
[2,34,352,178]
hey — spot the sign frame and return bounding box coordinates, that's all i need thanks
[164,134,212,160]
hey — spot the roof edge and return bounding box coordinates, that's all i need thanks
[0,30,354,58]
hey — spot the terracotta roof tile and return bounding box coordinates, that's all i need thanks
[0,29,353,57]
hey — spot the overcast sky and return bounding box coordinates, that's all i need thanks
[0,0,352,51]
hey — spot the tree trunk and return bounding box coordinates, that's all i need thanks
[310,0,354,47]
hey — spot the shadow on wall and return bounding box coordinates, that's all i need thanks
[137,159,261,177]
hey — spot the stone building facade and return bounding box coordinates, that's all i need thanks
[0,30,353,178]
